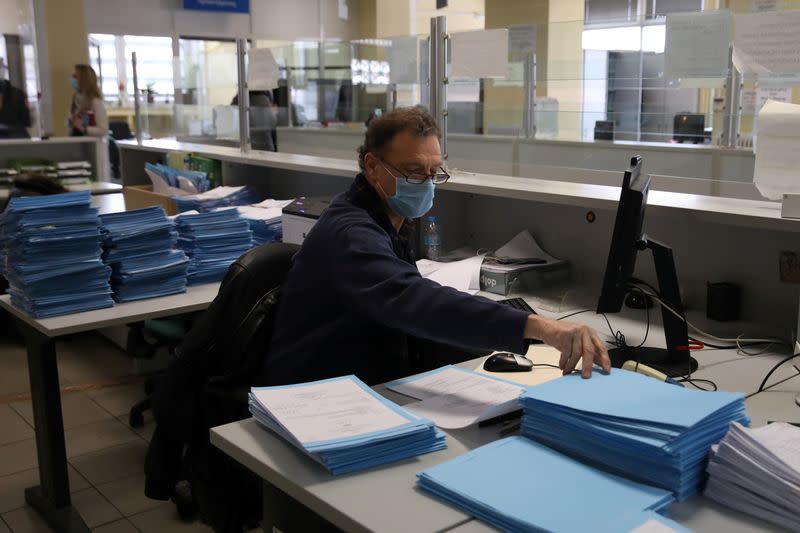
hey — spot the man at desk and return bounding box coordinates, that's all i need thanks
[266,107,610,385]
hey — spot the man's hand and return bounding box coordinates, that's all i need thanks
[524,315,611,378]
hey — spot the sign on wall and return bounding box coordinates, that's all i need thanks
[183,0,250,14]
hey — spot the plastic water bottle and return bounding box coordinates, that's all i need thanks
[423,215,442,260]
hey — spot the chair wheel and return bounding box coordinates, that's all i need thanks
[129,409,144,428]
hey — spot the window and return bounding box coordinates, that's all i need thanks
[88,34,174,104]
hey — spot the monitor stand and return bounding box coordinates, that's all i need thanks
[609,235,698,378]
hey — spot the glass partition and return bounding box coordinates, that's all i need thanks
[174,38,240,149]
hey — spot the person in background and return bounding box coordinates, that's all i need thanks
[0,77,31,139]
[231,90,278,152]
[68,64,108,137]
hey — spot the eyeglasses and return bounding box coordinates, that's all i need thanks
[380,160,450,185]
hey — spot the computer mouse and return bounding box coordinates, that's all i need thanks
[483,352,534,372]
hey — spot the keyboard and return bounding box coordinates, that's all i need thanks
[498,298,542,345]
[498,297,536,314]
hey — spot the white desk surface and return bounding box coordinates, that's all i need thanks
[0,283,219,338]
[0,137,99,147]
[210,292,800,533]
[117,139,792,232]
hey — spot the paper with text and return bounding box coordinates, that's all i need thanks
[250,379,411,444]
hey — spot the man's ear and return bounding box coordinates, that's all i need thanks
[363,152,378,181]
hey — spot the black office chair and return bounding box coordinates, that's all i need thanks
[145,243,300,532]
[108,120,134,180]
[126,317,193,428]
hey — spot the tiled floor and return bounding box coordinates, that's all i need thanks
[0,330,221,532]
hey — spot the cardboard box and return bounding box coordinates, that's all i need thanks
[123,185,178,215]
[479,261,571,296]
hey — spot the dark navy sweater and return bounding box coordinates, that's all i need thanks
[264,174,530,386]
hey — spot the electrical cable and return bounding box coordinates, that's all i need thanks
[627,281,790,349]
[555,309,593,321]
[757,353,800,393]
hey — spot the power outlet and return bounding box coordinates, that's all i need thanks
[779,251,800,283]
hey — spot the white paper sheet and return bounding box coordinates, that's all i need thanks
[664,11,731,80]
[416,254,484,295]
[734,11,800,74]
[451,29,509,79]
[250,379,411,444]
[389,36,419,84]
[388,367,524,429]
[752,100,800,200]
[248,48,279,91]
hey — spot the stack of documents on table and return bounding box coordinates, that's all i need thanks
[705,421,800,531]
[520,370,748,500]
[417,436,675,533]
[248,375,446,475]
[99,206,188,302]
[175,209,252,285]
[173,185,259,213]
[233,198,294,246]
[385,365,524,429]
[0,191,113,317]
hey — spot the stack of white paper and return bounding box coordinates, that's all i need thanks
[248,375,446,475]
[520,370,749,500]
[417,436,677,533]
[385,366,524,429]
[705,421,800,531]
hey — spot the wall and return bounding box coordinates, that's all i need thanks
[39,0,89,136]
[415,0,485,34]
[83,0,362,41]
[0,0,26,34]
[375,0,414,38]
[484,0,549,134]
[546,0,583,141]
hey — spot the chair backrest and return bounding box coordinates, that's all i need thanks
[175,242,300,384]
[109,120,133,140]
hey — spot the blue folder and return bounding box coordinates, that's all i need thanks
[417,436,674,533]
[520,369,748,500]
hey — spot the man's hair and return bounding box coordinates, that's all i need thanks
[357,107,440,171]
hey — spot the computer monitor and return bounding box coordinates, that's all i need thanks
[597,156,698,377]
[673,113,705,144]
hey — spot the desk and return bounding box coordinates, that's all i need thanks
[210,295,800,533]
[0,284,220,532]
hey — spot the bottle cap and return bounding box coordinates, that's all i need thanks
[426,215,438,222]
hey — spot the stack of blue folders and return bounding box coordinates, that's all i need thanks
[175,209,252,284]
[417,436,676,533]
[99,206,189,302]
[519,370,749,500]
[173,185,259,213]
[249,375,446,475]
[0,191,113,317]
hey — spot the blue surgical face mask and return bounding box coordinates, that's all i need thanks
[69,78,79,92]
[378,163,435,219]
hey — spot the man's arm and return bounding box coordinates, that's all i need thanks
[331,221,611,376]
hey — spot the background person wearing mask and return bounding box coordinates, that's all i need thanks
[68,64,108,137]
